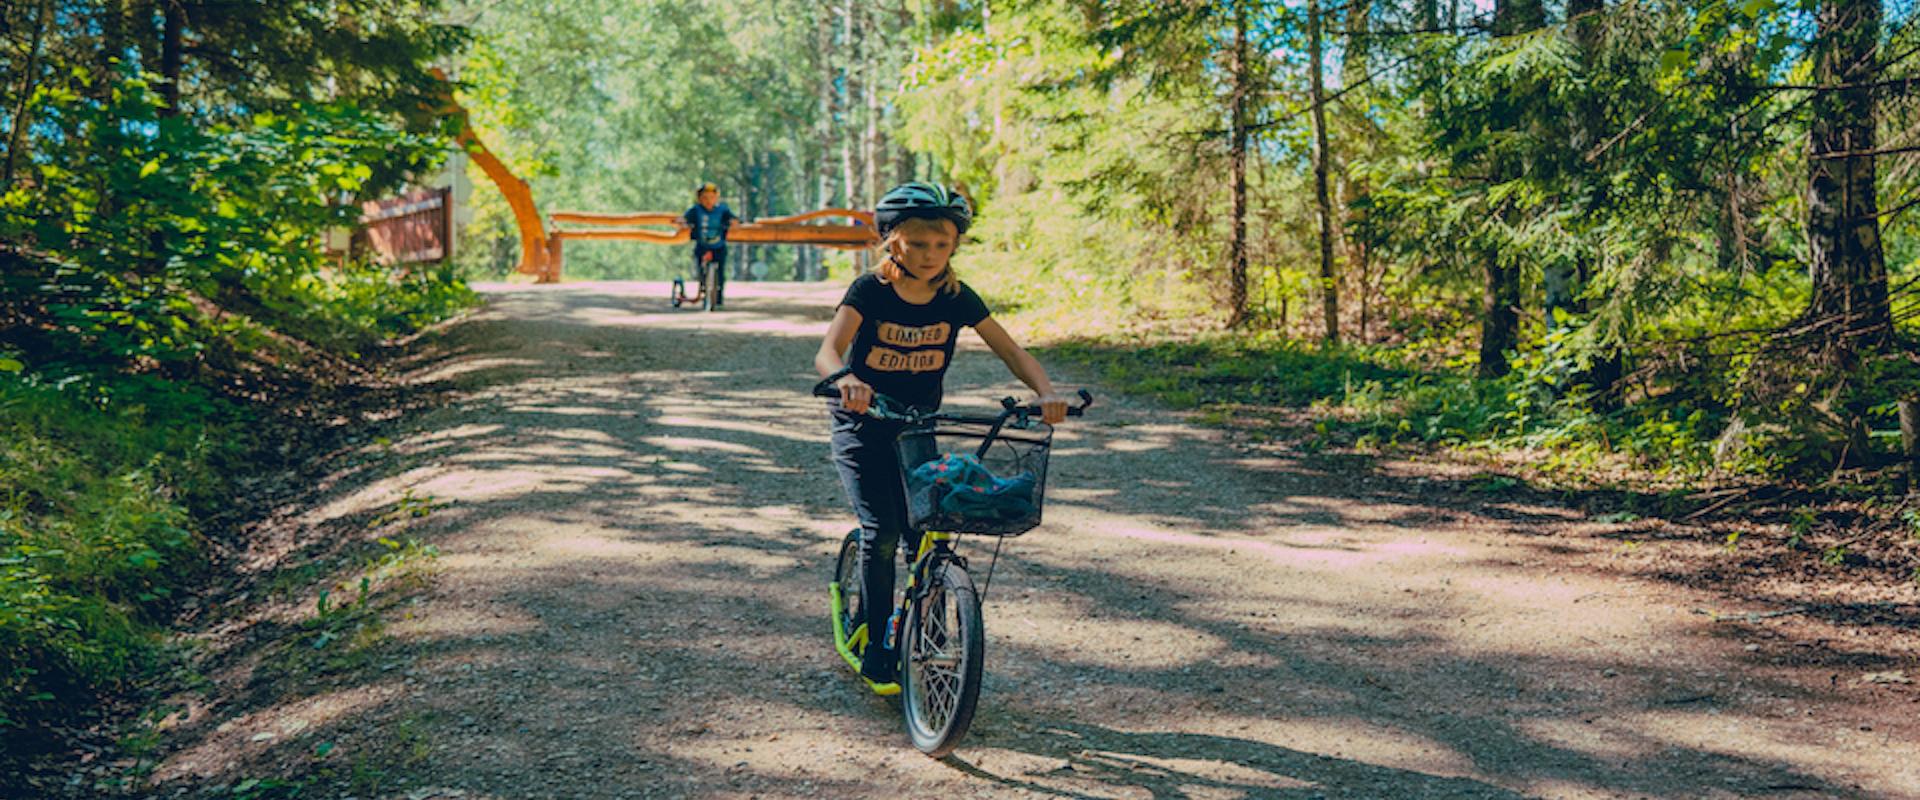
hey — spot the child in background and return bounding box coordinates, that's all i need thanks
[681,182,738,307]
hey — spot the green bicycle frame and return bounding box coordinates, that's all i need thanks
[829,529,957,671]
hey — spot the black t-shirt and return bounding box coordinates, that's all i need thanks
[839,273,991,412]
[684,204,737,246]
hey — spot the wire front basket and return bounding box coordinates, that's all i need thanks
[896,420,1052,536]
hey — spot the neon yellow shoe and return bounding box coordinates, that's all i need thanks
[863,676,901,696]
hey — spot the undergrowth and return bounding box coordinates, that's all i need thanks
[1042,328,1808,481]
[0,267,474,735]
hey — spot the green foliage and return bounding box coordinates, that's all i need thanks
[0,375,236,726]
[3,74,451,368]
[306,536,438,660]
[0,48,472,743]
[898,0,1920,479]
[1049,329,1740,475]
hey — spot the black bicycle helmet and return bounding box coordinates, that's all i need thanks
[874,181,971,238]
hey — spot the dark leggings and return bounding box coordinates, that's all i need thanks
[829,407,933,674]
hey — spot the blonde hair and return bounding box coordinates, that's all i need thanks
[875,216,963,296]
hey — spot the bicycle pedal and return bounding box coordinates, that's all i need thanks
[863,677,901,696]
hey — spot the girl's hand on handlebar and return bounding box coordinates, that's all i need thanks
[1036,393,1068,425]
[837,375,875,414]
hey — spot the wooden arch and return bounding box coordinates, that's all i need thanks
[433,73,878,282]
[543,207,877,274]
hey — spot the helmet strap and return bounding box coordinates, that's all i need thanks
[883,253,922,282]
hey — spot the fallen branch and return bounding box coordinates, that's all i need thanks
[1692,606,1811,623]
[1683,486,1760,521]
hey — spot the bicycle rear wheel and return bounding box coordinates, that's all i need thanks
[901,561,983,758]
[830,530,864,660]
[671,278,685,308]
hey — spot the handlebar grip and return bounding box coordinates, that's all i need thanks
[1006,389,1095,417]
[813,367,851,398]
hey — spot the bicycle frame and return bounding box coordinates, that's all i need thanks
[671,253,719,307]
[831,528,960,673]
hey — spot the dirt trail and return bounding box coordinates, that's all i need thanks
[144,282,1917,799]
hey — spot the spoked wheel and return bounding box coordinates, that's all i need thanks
[901,562,983,758]
[831,531,864,659]
[701,263,719,312]
[670,278,686,308]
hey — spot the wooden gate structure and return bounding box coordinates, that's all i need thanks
[356,187,453,266]
[435,72,877,283]
[541,208,876,282]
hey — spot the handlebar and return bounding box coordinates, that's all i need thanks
[812,374,1093,424]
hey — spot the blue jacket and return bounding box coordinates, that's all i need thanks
[684,204,738,247]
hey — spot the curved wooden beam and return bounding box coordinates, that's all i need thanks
[462,135,553,280]
[550,211,685,226]
[752,208,875,227]
[429,69,554,282]
[726,223,875,246]
[550,222,876,248]
[552,227,691,244]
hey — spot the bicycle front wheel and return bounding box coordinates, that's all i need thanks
[901,561,983,758]
[701,264,718,312]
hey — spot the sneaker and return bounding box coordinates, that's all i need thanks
[859,647,899,688]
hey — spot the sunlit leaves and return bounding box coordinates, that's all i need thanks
[2,71,445,367]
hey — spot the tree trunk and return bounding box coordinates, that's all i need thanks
[894,130,915,186]
[1308,0,1337,342]
[1900,401,1918,461]
[1341,2,1372,342]
[1494,0,1545,34]
[1477,0,1543,378]
[160,0,184,115]
[840,0,858,218]
[811,4,836,280]
[1355,235,1373,342]
[1549,0,1602,332]
[1342,0,1369,86]
[1804,0,1891,356]
[1476,247,1520,378]
[1224,0,1252,328]
[99,0,126,88]
[863,16,880,210]
[1567,0,1624,394]
[845,1,867,272]
[4,0,53,188]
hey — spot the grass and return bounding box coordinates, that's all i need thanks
[0,375,240,728]
[1036,328,1731,479]
[0,264,476,738]
[297,534,440,676]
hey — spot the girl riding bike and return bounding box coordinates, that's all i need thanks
[812,181,1069,694]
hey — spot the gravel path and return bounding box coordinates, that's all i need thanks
[146,281,1919,799]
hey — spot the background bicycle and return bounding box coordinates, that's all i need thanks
[670,250,721,312]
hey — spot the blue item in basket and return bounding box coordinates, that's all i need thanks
[906,453,1037,522]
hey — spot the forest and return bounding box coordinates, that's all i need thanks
[459,0,1918,477]
[3,0,1919,793]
